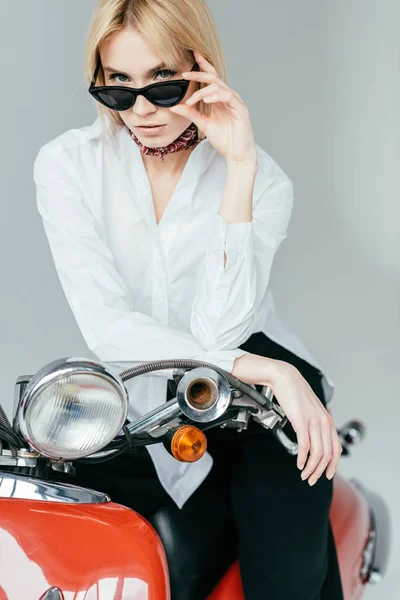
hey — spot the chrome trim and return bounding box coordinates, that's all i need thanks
[13,375,32,423]
[85,447,123,459]
[0,455,37,467]
[127,398,182,436]
[122,378,289,451]
[0,449,38,467]
[231,394,287,430]
[339,420,366,446]
[0,404,12,431]
[176,367,231,423]
[39,588,64,599]
[50,461,75,475]
[0,472,110,503]
[260,384,275,403]
[272,428,299,455]
[254,406,286,431]
[17,357,128,459]
[126,383,280,438]
[350,478,391,584]
[231,391,295,452]
[220,408,250,432]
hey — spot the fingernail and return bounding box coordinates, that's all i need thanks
[326,473,333,480]
[309,479,316,486]
[301,472,307,480]
[298,463,304,470]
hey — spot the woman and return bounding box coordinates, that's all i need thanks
[33,0,344,598]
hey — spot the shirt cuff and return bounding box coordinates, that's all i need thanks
[210,212,254,269]
[106,347,250,378]
[202,347,250,374]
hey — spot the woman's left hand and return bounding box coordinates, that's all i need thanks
[169,50,257,164]
[232,353,343,485]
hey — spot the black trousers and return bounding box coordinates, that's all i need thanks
[61,332,344,600]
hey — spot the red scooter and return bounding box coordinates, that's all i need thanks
[0,356,391,599]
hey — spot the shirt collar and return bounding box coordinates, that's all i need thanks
[114,121,217,189]
[86,115,217,177]
[84,115,108,141]
[92,114,218,224]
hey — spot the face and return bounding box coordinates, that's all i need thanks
[99,27,198,146]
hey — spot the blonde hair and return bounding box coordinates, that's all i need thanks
[84,0,228,141]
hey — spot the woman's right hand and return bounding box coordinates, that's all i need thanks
[232,353,342,485]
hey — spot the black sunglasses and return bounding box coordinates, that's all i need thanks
[88,59,200,111]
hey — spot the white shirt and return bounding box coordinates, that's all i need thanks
[33,115,335,508]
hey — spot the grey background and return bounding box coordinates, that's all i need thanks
[1,1,398,595]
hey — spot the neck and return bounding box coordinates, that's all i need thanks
[141,145,197,178]
[128,122,201,177]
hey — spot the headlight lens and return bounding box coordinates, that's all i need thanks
[18,357,128,459]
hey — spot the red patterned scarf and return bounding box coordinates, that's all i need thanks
[128,122,200,162]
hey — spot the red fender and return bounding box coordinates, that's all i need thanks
[0,499,170,600]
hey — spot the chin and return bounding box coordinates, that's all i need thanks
[132,121,189,147]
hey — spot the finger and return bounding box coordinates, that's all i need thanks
[185,77,242,107]
[168,103,209,132]
[235,91,245,102]
[185,82,221,105]
[301,419,323,482]
[183,70,230,90]
[191,87,243,113]
[183,73,242,103]
[191,89,240,111]
[307,416,333,485]
[203,92,237,105]
[193,50,218,74]
[295,424,310,471]
[182,68,243,104]
[190,51,242,100]
[326,424,343,479]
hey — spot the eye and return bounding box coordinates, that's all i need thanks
[107,68,178,85]
[108,73,130,83]
[154,68,177,80]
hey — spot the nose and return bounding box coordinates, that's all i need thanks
[132,93,157,116]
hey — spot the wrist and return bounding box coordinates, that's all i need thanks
[226,156,258,174]
[232,353,281,388]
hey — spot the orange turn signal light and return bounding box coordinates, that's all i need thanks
[170,425,207,463]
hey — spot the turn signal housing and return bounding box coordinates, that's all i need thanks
[168,425,207,462]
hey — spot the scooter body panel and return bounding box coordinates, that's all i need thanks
[206,561,244,600]
[330,474,371,600]
[0,498,170,600]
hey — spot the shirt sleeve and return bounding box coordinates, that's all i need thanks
[190,161,294,350]
[33,143,249,379]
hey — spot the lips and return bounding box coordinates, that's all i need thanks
[135,124,166,135]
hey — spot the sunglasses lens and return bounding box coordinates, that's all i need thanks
[90,81,188,110]
[93,89,134,111]
[146,83,186,106]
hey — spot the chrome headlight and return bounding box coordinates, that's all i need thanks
[18,357,128,459]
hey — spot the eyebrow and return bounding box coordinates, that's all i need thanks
[103,62,168,76]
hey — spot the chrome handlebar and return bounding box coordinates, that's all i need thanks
[102,366,299,458]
